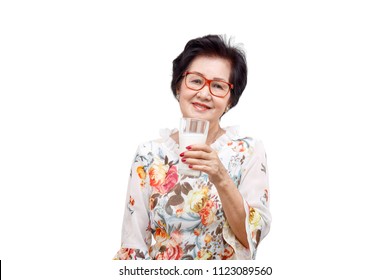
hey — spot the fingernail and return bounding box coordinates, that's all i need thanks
[186,146,192,150]
[189,165,193,168]
[179,152,184,157]
[181,158,186,162]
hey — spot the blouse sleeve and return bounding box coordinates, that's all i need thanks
[113,144,152,260]
[223,139,271,259]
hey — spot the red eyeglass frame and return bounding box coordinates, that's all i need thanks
[183,71,234,98]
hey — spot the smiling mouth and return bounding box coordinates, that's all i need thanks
[192,102,211,111]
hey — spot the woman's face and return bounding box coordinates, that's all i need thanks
[177,56,231,126]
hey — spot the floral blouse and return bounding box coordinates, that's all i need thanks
[114,126,271,260]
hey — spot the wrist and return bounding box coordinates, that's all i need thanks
[213,170,232,189]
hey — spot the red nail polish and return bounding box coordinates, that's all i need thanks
[186,146,192,150]
[179,152,184,157]
[181,158,186,162]
[189,165,193,168]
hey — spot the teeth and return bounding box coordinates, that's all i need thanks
[194,103,209,109]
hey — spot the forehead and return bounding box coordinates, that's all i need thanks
[187,56,231,80]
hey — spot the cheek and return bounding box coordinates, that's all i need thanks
[177,79,186,94]
[226,93,232,106]
[215,98,230,110]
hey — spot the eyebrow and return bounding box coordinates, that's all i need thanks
[191,71,229,82]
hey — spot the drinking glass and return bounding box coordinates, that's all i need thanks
[178,118,209,177]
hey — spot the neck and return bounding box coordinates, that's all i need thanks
[206,122,223,145]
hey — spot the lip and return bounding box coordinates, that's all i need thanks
[192,102,212,111]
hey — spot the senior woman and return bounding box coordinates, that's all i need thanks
[114,35,271,260]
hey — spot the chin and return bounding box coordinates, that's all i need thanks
[185,112,210,121]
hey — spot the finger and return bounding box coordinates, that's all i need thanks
[186,144,213,153]
[186,163,212,174]
[181,150,211,160]
[181,157,209,167]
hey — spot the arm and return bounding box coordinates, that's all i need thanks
[210,170,249,248]
[238,140,271,249]
[114,144,152,260]
[180,144,248,247]
[181,140,271,256]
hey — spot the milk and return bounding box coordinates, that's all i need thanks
[178,132,207,177]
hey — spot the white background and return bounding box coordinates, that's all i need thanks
[1,0,389,279]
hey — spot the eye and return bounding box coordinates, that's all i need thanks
[190,78,203,85]
[212,82,225,90]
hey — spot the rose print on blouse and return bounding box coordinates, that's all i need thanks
[127,195,135,215]
[228,139,249,153]
[196,249,213,260]
[149,158,178,194]
[220,245,234,260]
[161,165,179,193]
[155,243,184,260]
[184,187,218,226]
[114,248,148,260]
[186,187,209,213]
[115,248,135,260]
[136,166,147,187]
[155,227,169,243]
[149,160,169,188]
[249,207,262,245]
[199,200,217,226]
[154,226,184,260]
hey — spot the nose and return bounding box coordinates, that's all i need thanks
[197,83,212,100]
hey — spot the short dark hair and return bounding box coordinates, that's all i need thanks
[171,35,247,109]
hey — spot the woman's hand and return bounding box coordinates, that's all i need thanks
[180,144,229,186]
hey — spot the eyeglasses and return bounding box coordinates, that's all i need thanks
[183,71,233,98]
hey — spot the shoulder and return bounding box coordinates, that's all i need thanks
[226,136,265,154]
[131,128,178,161]
[135,138,165,156]
[222,126,265,152]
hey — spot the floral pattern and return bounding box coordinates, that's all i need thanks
[114,126,271,260]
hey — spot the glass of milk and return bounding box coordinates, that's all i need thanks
[178,118,209,177]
